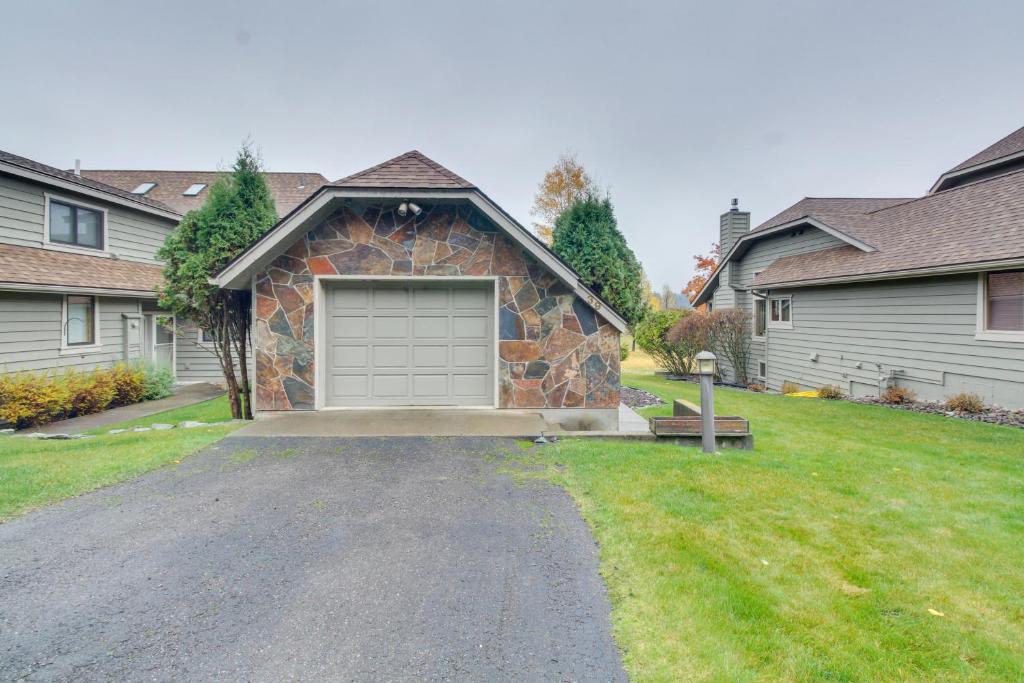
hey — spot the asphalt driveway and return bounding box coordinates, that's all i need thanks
[0,436,625,681]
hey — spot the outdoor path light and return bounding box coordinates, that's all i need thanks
[696,350,717,453]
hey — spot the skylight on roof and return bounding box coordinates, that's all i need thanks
[183,183,207,196]
[132,182,156,195]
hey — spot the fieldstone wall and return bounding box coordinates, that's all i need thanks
[254,202,621,411]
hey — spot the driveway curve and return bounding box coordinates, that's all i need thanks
[0,436,624,681]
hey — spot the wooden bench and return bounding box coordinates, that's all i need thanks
[647,399,754,450]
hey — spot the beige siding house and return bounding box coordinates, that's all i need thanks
[696,126,1024,408]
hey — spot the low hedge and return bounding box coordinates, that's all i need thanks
[0,362,174,429]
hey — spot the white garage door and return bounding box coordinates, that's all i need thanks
[326,282,494,407]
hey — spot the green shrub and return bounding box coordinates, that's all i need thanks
[109,363,145,406]
[0,371,73,428]
[140,362,175,401]
[619,344,630,362]
[945,392,984,413]
[635,309,688,374]
[881,385,916,405]
[817,384,844,400]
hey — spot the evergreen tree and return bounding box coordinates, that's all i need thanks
[157,142,277,418]
[551,196,647,326]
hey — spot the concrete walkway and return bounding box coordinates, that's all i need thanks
[235,403,651,438]
[35,383,225,434]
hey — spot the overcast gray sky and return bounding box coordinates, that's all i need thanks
[3,1,1023,291]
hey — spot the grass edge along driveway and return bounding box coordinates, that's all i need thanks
[520,373,1024,682]
[0,396,240,520]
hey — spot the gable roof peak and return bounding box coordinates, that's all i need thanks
[331,150,475,190]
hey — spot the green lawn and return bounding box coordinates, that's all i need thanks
[528,374,1024,681]
[0,396,240,520]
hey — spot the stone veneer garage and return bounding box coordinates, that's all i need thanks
[217,151,627,425]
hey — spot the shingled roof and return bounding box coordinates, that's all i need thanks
[330,151,475,190]
[751,168,1024,288]
[948,125,1024,173]
[0,150,177,215]
[80,169,328,217]
[0,243,164,294]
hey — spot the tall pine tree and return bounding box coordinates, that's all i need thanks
[157,142,277,418]
[551,196,647,327]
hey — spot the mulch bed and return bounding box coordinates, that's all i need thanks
[851,397,1024,429]
[621,386,664,409]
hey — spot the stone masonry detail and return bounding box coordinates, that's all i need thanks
[254,203,621,410]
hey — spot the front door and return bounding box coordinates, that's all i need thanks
[143,314,175,369]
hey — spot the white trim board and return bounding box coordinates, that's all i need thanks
[214,187,628,332]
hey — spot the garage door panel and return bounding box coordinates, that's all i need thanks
[414,288,448,309]
[413,374,449,397]
[373,316,408,338]
[374,288,408,308]
[452,288,487,310]
[332,374,368,398]
[412,345,447,367]
[373,374,409,397]
[453,316,488,339]
[327,283,494,407]
[333,316,368,337]
[333,288,368,310]
[413,316,448,338]
[372,345,408,368]
[452,374,487,398]
[452,345,487,368]
[332,345,369,369]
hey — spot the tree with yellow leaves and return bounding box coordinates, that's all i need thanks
[530,152,599,243]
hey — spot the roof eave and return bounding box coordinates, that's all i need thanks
[691,216,876,305]
[752,257,1024,290]
[0,161,182,221]
[214,187,629,332]
[930,149,1024,193]
[0,281,159,298]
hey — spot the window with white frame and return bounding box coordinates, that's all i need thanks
[198,327,215,344]
[64,295,98,348]
[768,296,792,329]
[49,198,104,250]
[979,270,1024,338]
[758,360,767,379]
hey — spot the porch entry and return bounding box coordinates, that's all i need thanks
[142,314,175,369]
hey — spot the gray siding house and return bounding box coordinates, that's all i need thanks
[695,126,1024,409]
[0,150,323,383]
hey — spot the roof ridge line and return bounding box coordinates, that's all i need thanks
[332,150,424,185]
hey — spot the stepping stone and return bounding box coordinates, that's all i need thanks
[132,427,151,432]
[151,423,174,430]
[178,421,206,429]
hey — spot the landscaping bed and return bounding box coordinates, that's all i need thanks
[0,363,175,430]
[620,385,664,409]
[852,396,1024,429]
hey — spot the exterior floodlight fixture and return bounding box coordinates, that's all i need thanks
[408,202,422,216]
[398,202,409,217]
